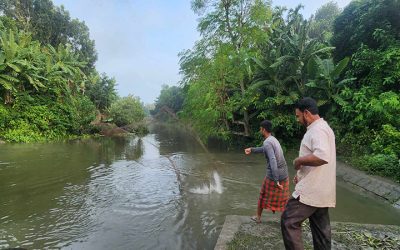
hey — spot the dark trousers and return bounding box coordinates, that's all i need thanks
[281,197,331,250]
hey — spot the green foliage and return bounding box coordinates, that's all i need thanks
[0,0,97,72]
[181,2,348,143]
[371,124,400,157]
[0,23,90,102]
[336,130,371,156]
[153,84,184,114]
[305,56,353,116]
[309,1,341,42]
[321,0,400,181]
[340,46,400,131]
[181,78,229,141]
[332,0,400,61]
[2,119,44,143]
[73,95,97,133]
[108,95,145,127]
[0,1,145,143]
[269,114,300,140]
[86,73,117,111]
[0,91,96,142]
[1,100,64,143]
[172,0,400,181]
[0,16,107,143]
[182,0,277,139]
[348,45,400,90]
[0,104,8,129]
[358,154,400,183]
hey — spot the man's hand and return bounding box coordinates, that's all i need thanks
[293,175,299,185]
[293,154,328,168]
[293,158,302,170]
[276,181,283,190]
[244,148,252,155]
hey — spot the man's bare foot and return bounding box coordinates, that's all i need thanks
[250,215,261,223]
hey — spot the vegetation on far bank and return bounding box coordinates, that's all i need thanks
[153,0,400,182]
[0,0,147,143]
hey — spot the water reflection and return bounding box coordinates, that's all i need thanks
[91,136,144,164]
[151,123,204,155]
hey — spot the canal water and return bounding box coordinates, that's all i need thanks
[1,123,400,249]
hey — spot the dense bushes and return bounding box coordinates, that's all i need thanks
[108,95,145,127]
[357,154,400,183]
[0,94,97,142]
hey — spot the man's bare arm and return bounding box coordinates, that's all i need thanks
[293,154,328,170]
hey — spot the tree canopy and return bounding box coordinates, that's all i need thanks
[0,0,97,72]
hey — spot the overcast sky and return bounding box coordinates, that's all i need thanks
[52,0,351,104]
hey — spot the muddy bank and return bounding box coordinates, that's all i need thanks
[92,121,148,137]
[336,160,400,208]
[215,215,400,250]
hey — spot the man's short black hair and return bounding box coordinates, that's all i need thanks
[260,120,273,133]
[295,97,319,115]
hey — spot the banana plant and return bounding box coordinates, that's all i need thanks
[305,56,355,112]
[43,43,87,99]
[269,10,334,96]
[252,5,334,109]
[0,28,46,103]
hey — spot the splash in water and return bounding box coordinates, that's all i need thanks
[189,171,223,194]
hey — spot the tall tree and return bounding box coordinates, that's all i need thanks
[187,0,272,137]
[309,1,341,42]
[154,84,184,114]
[108,95,145,127]
[331,0,400,61]
[86,73,117,111]
[0,0,97,72]
[250,6,335,137]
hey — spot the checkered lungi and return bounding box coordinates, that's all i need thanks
[257,177,289,212]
